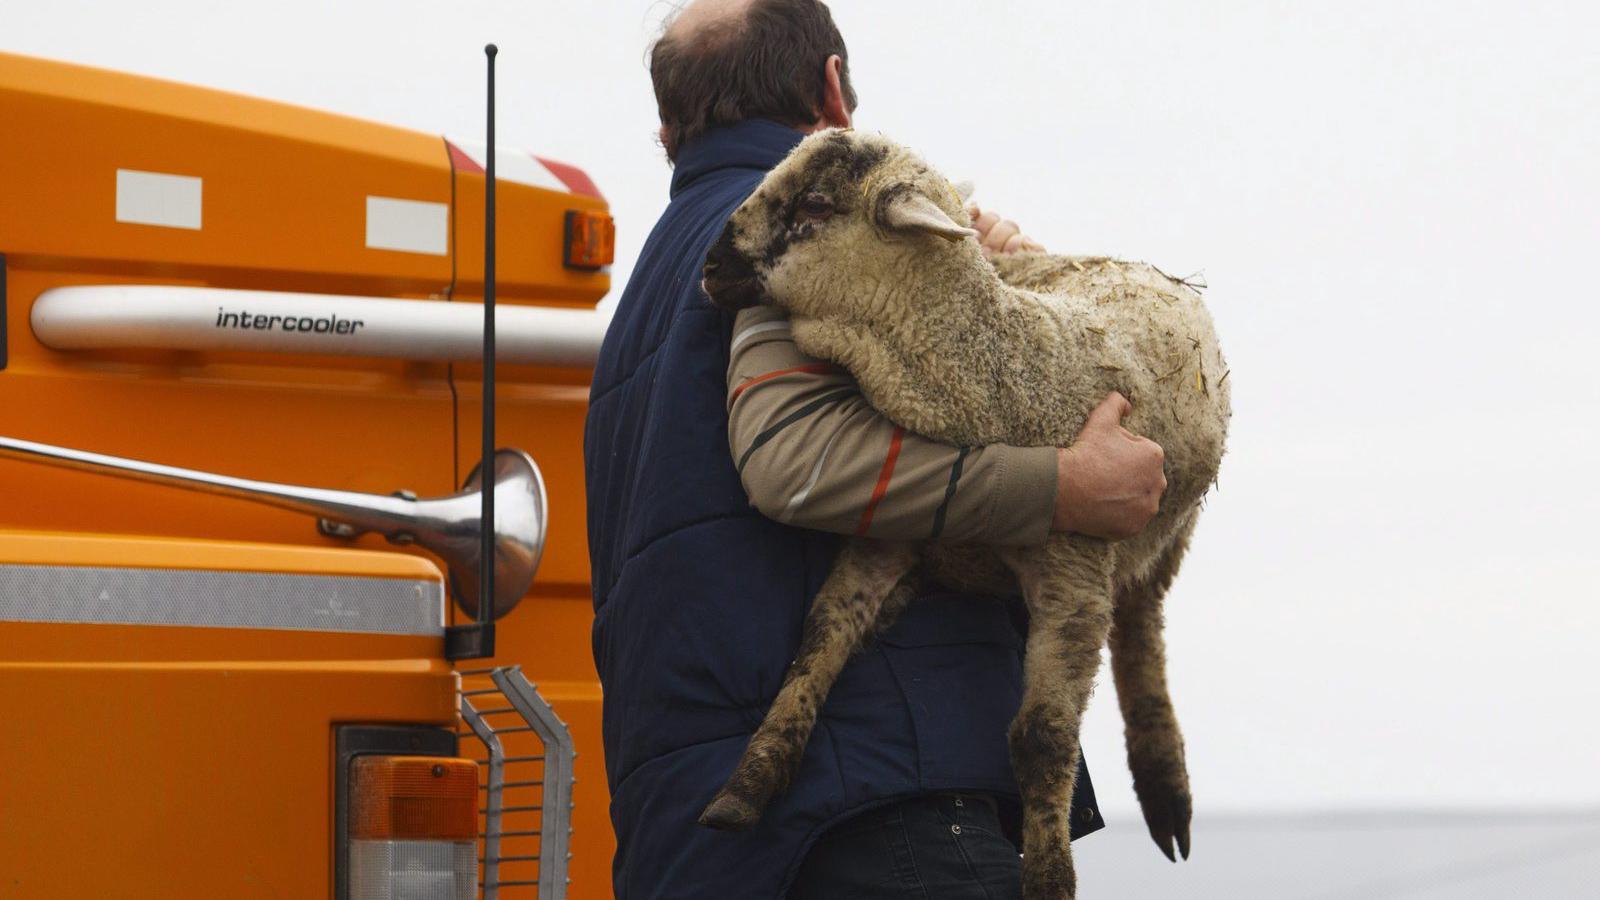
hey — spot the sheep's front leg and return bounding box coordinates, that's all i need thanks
[1111,533,1194,862]
[1000,536,1115,900]
[699,538,917,831]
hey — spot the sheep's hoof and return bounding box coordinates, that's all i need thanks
[1135,777,1192,862]
[698,791,762,831]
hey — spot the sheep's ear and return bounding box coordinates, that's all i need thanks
[879,191,978,242]
[952,180,976,204]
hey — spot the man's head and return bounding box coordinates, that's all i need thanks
[650,0,857,162]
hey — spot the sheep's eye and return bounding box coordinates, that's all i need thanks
[794,193,834,224]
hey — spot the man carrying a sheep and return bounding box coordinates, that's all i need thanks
[584,1,1169,898]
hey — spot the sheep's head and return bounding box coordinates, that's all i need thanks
[702,129,978,318]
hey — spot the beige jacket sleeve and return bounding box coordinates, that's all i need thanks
[727,305,1057,546]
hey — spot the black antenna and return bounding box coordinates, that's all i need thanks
[447,43,499,661]
[478,42,499,654]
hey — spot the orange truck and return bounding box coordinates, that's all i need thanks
[0,50,616,899]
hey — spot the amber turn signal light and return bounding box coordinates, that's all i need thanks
[349,755,478,841]
[564,209,615,270]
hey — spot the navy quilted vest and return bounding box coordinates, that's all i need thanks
[584,119,1103,900]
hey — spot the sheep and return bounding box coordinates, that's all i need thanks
[699,129,1230,900]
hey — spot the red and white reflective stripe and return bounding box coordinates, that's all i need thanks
[443,138,603,199]
[532,155,603,200]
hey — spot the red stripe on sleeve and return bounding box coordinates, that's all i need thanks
[730,363,842,402]
[855,426,906,536]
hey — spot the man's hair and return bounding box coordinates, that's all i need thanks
[650,0,857,162]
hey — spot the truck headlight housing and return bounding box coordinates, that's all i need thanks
[348,756,478,900]
[336,726,477,900]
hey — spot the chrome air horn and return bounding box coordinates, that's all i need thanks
[0,436,547,623]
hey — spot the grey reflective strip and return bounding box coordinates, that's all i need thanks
[730,318,790,355]
[780,427,843,524]
[0,564,443,635]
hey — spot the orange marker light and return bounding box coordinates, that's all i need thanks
[350,755,478,840]
[564,209,615,270]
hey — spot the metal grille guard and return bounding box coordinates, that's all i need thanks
[459,666,575,900]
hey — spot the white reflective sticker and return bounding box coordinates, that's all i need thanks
[115,169,202,230]
[365,196,449,256]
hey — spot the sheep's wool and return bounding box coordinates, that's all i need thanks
[714,130,1230,584]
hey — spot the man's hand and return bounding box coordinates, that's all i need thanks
[968,205,1046,257]
[1053,392,1166,540]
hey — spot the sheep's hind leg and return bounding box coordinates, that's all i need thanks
[1001,536,1115,900]
[699,538,917,831]
[1111,531,1195,862]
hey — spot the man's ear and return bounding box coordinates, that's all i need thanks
[879,190,978,241]
[820,55,852,129]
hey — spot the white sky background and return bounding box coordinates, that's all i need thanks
[7,1,1598,820]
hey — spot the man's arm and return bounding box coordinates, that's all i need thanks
[727,204,1168,545]
[728,305,1058,545]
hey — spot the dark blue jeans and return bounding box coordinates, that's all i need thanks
[788,794,1022,899]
